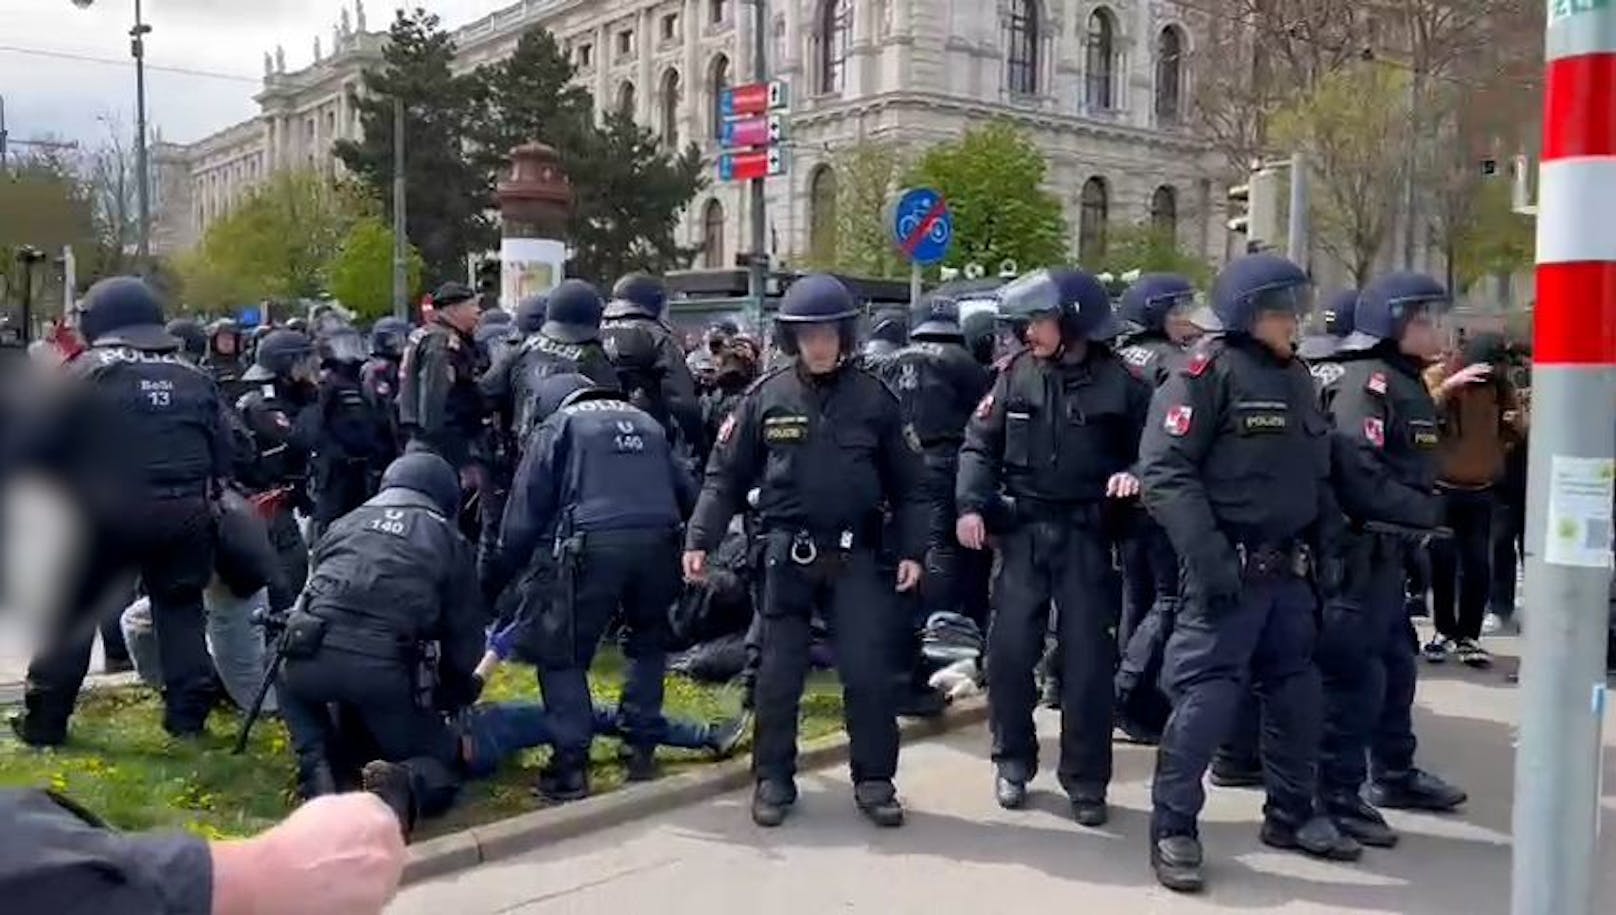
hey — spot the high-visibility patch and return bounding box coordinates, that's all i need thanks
[975,393,995,420]
[1240,411,1288,433]
[1367,372,1388,395]
[1364,417,1385,448]
[1164,405,1193,437]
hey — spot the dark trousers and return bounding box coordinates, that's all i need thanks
[312,464,375,540]
[754,542,899,785]
[919,452,991,629]
[1430,486,1494,641]
[280,655,461,816]
[1489,493,1525,623]
[535,532,680,768]
[1114,583,1177,740]
[1318,535,1419,799]
[988,521,1120,796]
[1152,570,1321,838]
[265,508,308,612]
[1120,519,1180,648]
[23,496,216,740]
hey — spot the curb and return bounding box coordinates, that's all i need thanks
[402,696,990,884]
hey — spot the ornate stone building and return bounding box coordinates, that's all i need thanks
[153,0,1225,272]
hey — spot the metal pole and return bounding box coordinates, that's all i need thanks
[61,245,75,316]
[132,0,151,264]
[1,94,9,171]
[1401,65,1421,270]
[19,258,34,346]
[1286,150,1308,269]
[747,0,768,328]
[1510,5,1616,914]
[909,262,922,308]
[391,95,407,321]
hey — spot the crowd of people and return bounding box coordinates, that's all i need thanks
[1,252,1598,908]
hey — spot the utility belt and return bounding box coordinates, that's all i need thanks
[765,519,882,568]
[280,609,440,708]
[1235,541,1312,580]
[1007,496,1104,529]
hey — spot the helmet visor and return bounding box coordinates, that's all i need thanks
[995,270,1063,320]
[1250,283,1316,318]
[322,329,367,364]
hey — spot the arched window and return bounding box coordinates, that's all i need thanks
[1155,26,1184,124]
[809,165,838,261]
[1006,0,1039,96]
[1079,176,1109,264]
[702,198,727,269]
[1150,185,1178,243]
[660,68,682,146]
[617,81,637,120]
[1085,9,1117,112]
[709,54,731,140]
[817,0,851,95]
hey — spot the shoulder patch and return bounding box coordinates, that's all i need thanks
[717,413,737,445]
[1364,417,1385,448]
[974,392,995,420]
[1164,405,1194,437]
[1185,352,1213,377]
[1366,371,1388,396]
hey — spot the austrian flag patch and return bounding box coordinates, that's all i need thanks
[974,393,995,420]
[1367,372,1388,395]
[1163,405,1193,437]
[1364,417,1385,448]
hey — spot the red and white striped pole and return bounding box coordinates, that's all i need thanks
[1513,4,1616,912]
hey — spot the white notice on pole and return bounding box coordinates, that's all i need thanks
[1543,455,1616,569]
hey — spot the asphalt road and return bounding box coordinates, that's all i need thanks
[391,638,1616,914]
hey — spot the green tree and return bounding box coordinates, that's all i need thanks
[470,28,706,284]
[1,154,98,322]
[326,217,425,321]
[177,170,368,311]
[1271,64,1414,286]
[336,8,492,285]
[1094,222,1215,287]
[906,122,1068,273]
[805,141,909,279]
[1449,180,1533,292]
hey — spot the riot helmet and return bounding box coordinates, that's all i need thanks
[773,274,860,357]
[78,276,177,351]
[165,318,208,363]
[515,294,549,336]
[1198,253,1313,335]
[996,267,1120,344]
[379,451,462,518]
[318,325,368,366]
[867,308,910,348]
[541,280,605,344]
[370,316,410,358]
[532,372,622,425]
[909,296,964,342]
[1118,273,1197,337]
[1341,271,1450,352]
[478,308,512,331]
[207,317,242,358]
[605,272,668,320]
[1298,288,1361,361]
[960,304,998,365]
[245,329,316,382]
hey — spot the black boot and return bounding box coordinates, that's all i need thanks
[854,780,905,828]
[751,778,797,827]
[705,712,751,760]
[994,761,1029,810]
[537,761,590,803]
[8,711,65,749]
[896,685,947,719]
[360,760,416,837]
[1368,769,1467,812]
[1068,792,1109,828]
[1208,755,1263,788]
[1260,814,1363,862]
[1151,835,1205,893]
[1324,792,1399,848]
[624,745,659,783]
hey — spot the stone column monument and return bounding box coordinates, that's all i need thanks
[495,142,573,307]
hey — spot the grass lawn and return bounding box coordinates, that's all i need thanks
[0,652,845,841]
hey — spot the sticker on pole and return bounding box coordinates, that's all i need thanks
[889,187,953,267]
[1544,455,1616,569]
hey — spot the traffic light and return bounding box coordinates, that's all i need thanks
[1226,167,1283,252]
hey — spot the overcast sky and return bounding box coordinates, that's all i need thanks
[0,0,515,152]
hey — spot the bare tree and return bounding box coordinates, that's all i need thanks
[82,115,141,278]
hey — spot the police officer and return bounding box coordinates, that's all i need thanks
[307,324,396,537]
[278,452,485,810]
[1316,272,1466,847]
[1113,274,1200,744]
[513,292,548,338]
[475,308,515,365]
[483,280,618,445]
[236,329,320,610]
[205,317,249,402]
[961,306,999,368]
[397,281,491,476]
[1140,253,1358,893]
[699,333,762,453]
[1300,289,1362,383]
[600,272,703,452]
[491,372,695,799]
[861,307,909,369]
[956,267,1149,825]
[363,316,410,408]
[165,318,208,365]
[886,296,992,628]
[14,277,230,745]
[684,273,926,828]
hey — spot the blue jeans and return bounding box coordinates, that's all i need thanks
[462,700,717,777]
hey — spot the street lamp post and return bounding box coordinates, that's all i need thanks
[72,0,151,265]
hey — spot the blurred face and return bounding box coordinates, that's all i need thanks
[795,323,842,374]
[1252,310,1299,359]
[440,300,481,334]
[1165,312,1202,345]
[290,353,321,386]
[1398,310,1447,361]
[1025,315,1064,359]
[213,331,237,356]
